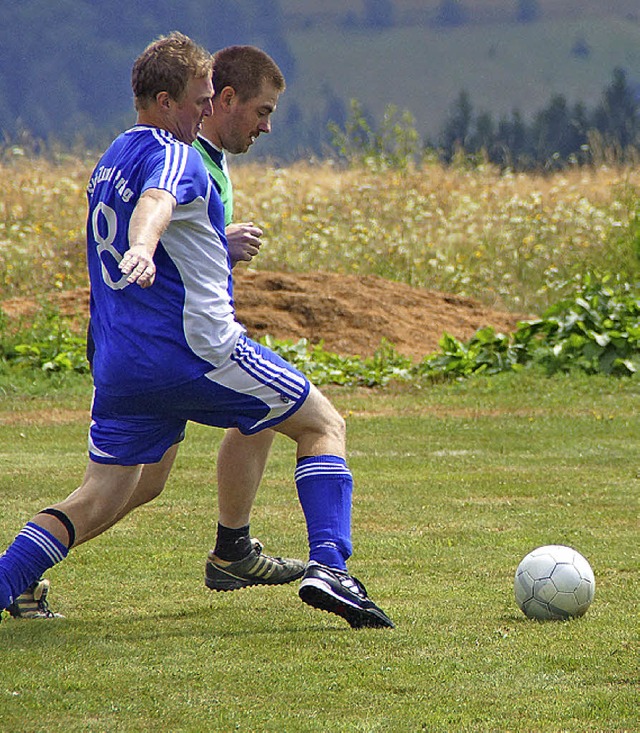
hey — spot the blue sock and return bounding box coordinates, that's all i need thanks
[295,455,353,570]
[0,523,68,609]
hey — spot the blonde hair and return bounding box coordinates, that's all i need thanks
[132,31,213,110]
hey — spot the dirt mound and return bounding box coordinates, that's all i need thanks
[234,271,527,360]
[1,270,528,362]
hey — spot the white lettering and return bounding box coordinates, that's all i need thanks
[87,165,115,194]
[87,166,134,202]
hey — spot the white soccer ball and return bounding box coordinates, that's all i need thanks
[514,544,595,620]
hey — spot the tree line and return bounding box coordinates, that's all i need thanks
[329,68,640,170]
[1,2,637,167]
[0,0,298,150]
[436,68,640,169]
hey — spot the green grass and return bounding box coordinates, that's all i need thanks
[1,372,638,732]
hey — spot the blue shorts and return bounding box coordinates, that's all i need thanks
[88,335,310,465]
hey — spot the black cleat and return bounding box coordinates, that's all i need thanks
[299,562,394,629]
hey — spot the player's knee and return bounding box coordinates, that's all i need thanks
[278,385,346,452]
[323,403,346,443]
[306,388,347,443]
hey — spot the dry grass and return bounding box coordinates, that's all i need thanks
[0,153,92,296]
[1,152,639,312]
[234,160,640,311]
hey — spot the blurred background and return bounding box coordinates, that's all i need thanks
[1,0,640,166]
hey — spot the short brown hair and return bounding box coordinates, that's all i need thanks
[132,31,213,110]
[212,46,285,102]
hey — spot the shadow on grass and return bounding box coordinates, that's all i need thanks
[1,604,354,644]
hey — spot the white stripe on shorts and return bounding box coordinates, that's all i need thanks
[204,336,308,431]
[232,338,307,401]
[87,419,117,460]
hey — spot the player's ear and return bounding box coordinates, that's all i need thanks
[156,91,171,109]
[218,86,236,109]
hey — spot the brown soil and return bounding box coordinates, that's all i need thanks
[1,270,528,362]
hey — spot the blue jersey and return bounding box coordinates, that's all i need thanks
[86,125,244,397]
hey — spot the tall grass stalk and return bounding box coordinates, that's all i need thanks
[236,161,640,312]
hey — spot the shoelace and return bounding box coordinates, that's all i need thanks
[36,600,57,619]
[36,586,57,618]
[337,572,369,599]
[250,541,287,564]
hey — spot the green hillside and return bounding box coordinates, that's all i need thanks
[278,15,640,144]
[2,0,640,157]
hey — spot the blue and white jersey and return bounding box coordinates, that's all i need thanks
[86,125,244,397]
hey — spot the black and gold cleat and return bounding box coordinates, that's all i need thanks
[205,539,305,591]
[6,578,64,619]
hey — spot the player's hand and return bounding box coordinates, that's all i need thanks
[119,244,156,288]
[225,222,263,268]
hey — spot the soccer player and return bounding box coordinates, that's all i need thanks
[0,32,394,629]
[6,46,296,618]
[193,47,290,593]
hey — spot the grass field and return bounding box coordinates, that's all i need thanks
[0,372,638,732]
[0,151,638,730]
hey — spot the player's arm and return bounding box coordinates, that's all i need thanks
[225,221,264,268]
[120,188,176,288]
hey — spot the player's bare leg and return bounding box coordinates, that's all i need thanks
[0,459,152,615]
[74,443,180,545]
[273,384,346,460]
[79,429,274,543]
[216,428,275,528]
[2,451,175,619]
[36,461,145,547]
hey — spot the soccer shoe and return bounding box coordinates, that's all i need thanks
[298,562,394,629]
[205,539,306,591]
[6,578,64,619]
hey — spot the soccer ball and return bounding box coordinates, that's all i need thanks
[514,545,595,620]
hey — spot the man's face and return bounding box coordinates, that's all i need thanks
[171,75,214,144]
[215,80,281,154]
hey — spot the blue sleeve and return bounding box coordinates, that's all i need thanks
[141,143,210,206]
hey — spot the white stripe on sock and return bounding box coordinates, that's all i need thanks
[295,462,352,482]
[21,526,66,565]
